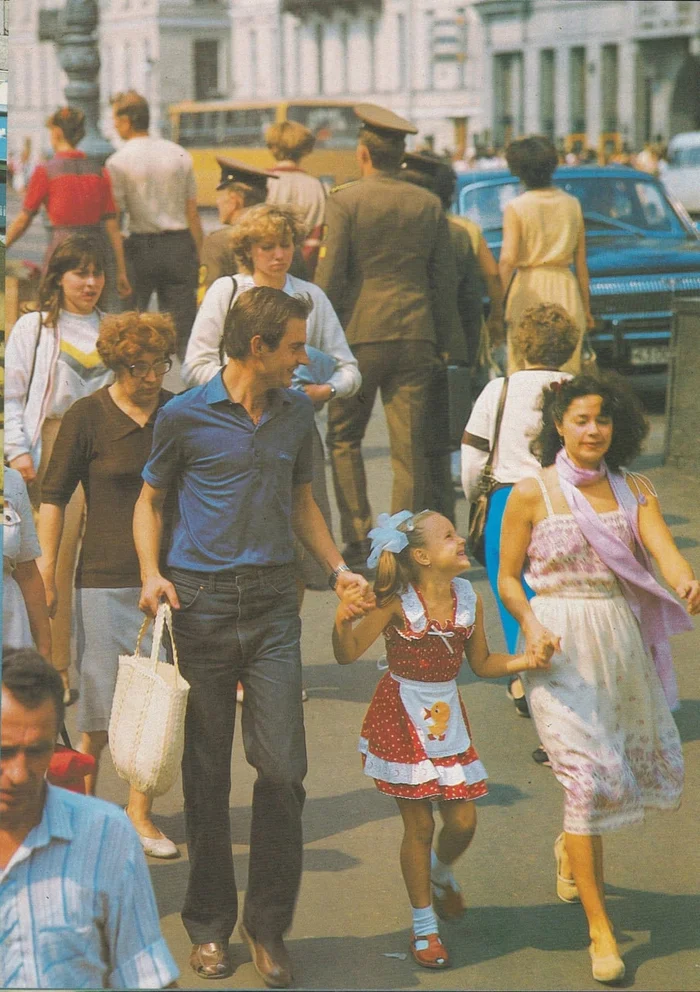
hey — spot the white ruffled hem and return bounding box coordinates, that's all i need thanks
[359,737,488,787]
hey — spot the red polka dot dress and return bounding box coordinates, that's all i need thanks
[359,577,489,802]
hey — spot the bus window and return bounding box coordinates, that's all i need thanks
[178,107,276,148]
[286,105,358,149]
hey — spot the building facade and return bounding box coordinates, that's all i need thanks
[9,0,230,156]
[230,0,487,156]
[475,0,700,153]
[8,1,700,162]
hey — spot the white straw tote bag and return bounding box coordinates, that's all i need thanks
[109,603,190,797]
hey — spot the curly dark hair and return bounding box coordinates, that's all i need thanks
[531,373,649,471]
[505,135,558,189]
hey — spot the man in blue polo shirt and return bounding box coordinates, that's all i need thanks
[134,286,369,988]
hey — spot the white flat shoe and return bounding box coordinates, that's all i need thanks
[138,832,179,859]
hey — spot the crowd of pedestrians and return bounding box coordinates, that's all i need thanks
[3,91,699,990]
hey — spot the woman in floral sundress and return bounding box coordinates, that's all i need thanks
[500,374,700,985]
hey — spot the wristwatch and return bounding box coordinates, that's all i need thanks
[328,563,351,590]
[327,383,337,400]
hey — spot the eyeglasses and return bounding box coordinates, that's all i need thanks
[126,359,173,378]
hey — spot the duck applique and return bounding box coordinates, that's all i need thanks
[424,701,451,741]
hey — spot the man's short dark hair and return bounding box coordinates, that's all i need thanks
[2,649,65,731]
[112,90,150,131]
[223,287,314,360]
[228,182,267,208]
[359,128,406,172]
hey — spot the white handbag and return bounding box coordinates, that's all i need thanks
[109,604,190,797]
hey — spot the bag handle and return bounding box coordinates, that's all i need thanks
[218,275,238,366]
[483,377,509,478]
[135,603,181,676]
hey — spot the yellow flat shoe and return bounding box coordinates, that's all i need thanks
[554,832,579,903]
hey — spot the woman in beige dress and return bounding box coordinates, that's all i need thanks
[499,136,593,374]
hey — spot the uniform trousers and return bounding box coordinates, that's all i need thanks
[326,340,440,545]
[124,230,198,360]
[170,563,307,945]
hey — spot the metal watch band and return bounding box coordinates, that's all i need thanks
[328,563,351,589]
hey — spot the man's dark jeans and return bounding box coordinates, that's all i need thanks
[124,230,198,360]
[170,563,307,945]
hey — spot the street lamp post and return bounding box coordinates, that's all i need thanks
[57,0,113,162]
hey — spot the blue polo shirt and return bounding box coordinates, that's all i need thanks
[142,372,314,572]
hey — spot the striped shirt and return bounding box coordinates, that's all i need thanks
[0,784,178,989]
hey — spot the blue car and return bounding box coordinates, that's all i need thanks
[453,166,700,393]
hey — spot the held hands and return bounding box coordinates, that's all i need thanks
[302,384,333,410]
[335,577,375,622]
[676,579,700,615]
[139,574,180,617]
[522,622,561,671]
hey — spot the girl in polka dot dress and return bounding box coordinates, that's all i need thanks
[333,509,556,970]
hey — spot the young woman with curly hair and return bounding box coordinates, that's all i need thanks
[499,374,699,983]
[37,311,180,858]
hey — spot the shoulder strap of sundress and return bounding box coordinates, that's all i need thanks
[452,577,477,628]
[400,584,427,633]
[621,469,658,505]
[534,474,554,517]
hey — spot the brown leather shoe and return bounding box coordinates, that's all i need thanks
[189,941,232,980]
[239,923,292,988]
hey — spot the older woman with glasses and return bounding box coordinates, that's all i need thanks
[38,311,179,858]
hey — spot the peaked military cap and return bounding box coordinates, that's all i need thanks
[401,151,443,175]
[215,157,279,191]
[354,103,418,137]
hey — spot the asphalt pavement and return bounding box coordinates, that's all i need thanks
[60,395,699,992]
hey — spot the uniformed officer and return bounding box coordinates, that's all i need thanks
[315,104,466,569]
[198,158,277,300]
[401,151,483,524]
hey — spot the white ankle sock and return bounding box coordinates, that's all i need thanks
[412,904,439,938]
[431,850,458,891]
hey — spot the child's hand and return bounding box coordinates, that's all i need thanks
[337,586,376,622]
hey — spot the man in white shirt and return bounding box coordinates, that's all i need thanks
[107,91,203,359]
[0,648,179,990]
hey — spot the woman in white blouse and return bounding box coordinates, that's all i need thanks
[461,304,578,754]
[183,202,361,596]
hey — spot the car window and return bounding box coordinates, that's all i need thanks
[557,176,684,235]
[668,145,700,167]
[458,181,520,230]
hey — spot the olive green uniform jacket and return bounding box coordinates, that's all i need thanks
[314,172,467,363]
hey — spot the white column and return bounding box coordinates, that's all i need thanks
[554,46,570,142]
[617,39,638,149]
[585,43,602,150]
[523,47,539,133]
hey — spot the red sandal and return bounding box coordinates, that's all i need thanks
[410,932,450,970]
[432,880,467,920]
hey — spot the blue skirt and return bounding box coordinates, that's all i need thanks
[483,485,534,653]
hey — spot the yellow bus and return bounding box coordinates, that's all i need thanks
[168,99,361,207]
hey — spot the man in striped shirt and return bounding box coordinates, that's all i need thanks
[0,649,179,990]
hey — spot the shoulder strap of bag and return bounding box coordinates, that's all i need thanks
[59,722,72,750]
[484,377,509,475]
[25,311,43,399]
[218,275,238,367]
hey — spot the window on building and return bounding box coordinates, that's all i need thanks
[569,46,586,134]
[396,13,407,91]
[315,21,324,94]
[539,49,555,140]
[601,44,618,132]
[194,40,219,101]
[340,20,349,93]
[368,16,377,92]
